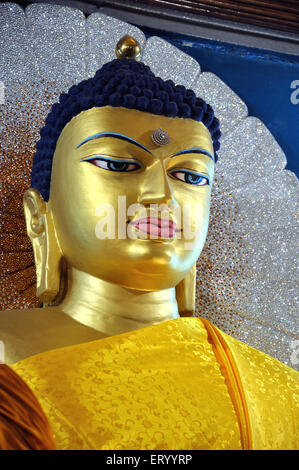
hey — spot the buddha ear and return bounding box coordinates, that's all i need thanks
[23,188,63,303]
[175,264,196,317]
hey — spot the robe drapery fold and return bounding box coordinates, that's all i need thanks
[10,317,298,450]
[200,318,252,450]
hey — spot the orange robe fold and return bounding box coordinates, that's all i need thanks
[0,364,56,450]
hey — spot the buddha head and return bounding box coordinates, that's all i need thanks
[23,38,221,315]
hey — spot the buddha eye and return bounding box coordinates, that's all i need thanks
[82,157,141,172]
[169,169,209,186]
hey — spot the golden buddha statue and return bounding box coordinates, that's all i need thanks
[0,34,298,451]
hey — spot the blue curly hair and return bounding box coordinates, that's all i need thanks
[31,58,221,201]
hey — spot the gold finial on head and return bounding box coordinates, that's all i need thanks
[115,35,141,60]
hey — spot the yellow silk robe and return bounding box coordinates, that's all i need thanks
[12,317,298,450]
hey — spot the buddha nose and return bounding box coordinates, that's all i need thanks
[137,159,177,208]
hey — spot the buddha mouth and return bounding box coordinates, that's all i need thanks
[129,217,178,238]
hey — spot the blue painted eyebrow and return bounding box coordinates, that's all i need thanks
[76,132,152,154]
[170,148,214,161]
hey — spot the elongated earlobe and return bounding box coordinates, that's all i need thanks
[175,264,196,316]
[23,188,63,303]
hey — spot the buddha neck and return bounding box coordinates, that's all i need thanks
[59,267,180,336]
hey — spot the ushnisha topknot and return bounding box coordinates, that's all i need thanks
[31,58,221,201]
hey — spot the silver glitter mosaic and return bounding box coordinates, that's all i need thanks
[0,3,34,82]
[192,72,248,136]
[0,4,298,369]
[26,4,86,84]
[142,36,200,88]
[214,117,287,194]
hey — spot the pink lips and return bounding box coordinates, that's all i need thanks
[130,217,177,238]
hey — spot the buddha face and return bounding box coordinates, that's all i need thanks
[48,106,214,291]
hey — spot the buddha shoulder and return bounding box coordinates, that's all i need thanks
[0,307,108,365]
